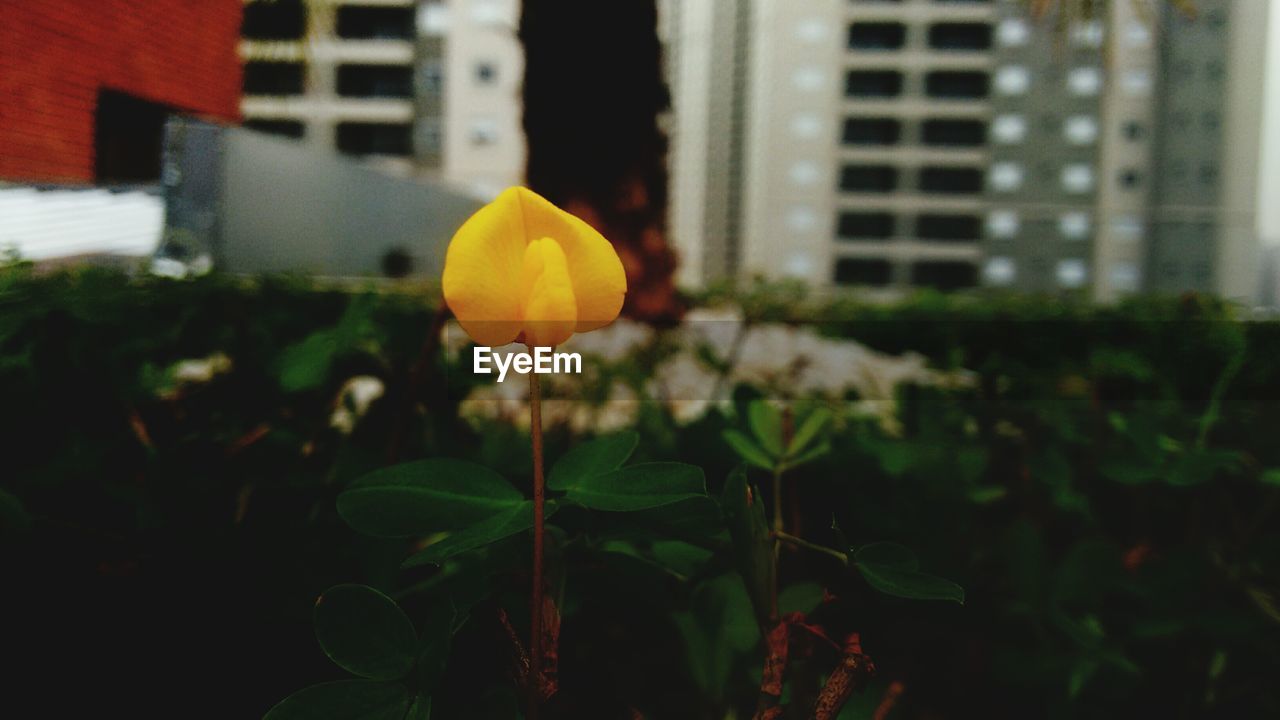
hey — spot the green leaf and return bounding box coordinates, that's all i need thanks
[854,543,964,604]
[720,466,776,625]
[547,432,638,491]
[338,459,523,538]
[277,330,339,393]
[405,696,431,720]
[264,680,412,720]
[722,429,774,470]
[564,462,706,511]
[748,400,784,456]
[787,407,831,456]
[781,441,830,471]
[1263,468,1280,486]
[778,582,824,616]
[314,585,418,680]
[0,487,32,534]
[403,501,556,569]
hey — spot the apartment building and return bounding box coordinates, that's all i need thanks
[663,0,1270,302]
[238,0,523,199]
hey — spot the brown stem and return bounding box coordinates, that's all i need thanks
[811,633,876,720]
[528,367,546,720]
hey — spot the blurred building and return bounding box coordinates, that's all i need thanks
[662,0,1270,302]
[237,0,524,199]
[0,0,243,183]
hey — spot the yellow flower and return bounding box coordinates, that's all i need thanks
[442,187,627,348]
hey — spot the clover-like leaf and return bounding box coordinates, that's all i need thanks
[263,680,413,720]
[854,542,964,604]
[722,429,774,470]
[720,466,776,625]
[314,584,418,681]
[565,462,706,511]
[548,432,638,491]
[403,500,558,569]
[338,459,523,538]
[747,400,784,457]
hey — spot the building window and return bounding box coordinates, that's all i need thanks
[925,71,989,99]
[476,61,497,84]
[911,261,978,290]
[94,90,169,183]
[1056,259,1089,289]
[1067,67,1102,96]
[1110,263,1141,292]
[840,165,899,193]
[795,18,829,43]
[793,67,827,91]
[928,23,992,51]
[420,61,445,94]
[916,214,981,241]
[984,257,1016,286]
[987,211,1019,239]
[991,114,1027,144]
[990,162,1024,192]
[417,1,449,35]
[845,70,903,98]
[1122,69,1152,95]
[416,118,443,154]
[994,66,1031,95]
[1071,21,1105,48]
[837,212,895,240]
[921,119,986,147]
[919,167,984,194]
[789,161,820,186]
[1119,169,1143,189]
[1058,212,1091,239]
[848,22,907,50]
[242,62,305,96]
[834,259,893,287]
[1061,164,1094,194]
[242,0,306,41]
[997,18,1030,47]
[1111,215,1144,241]
[1124,20,1152,47]
[790,114,823,139]
[469,117,499,146]
[1123,121,1146,141]
[842,118,901,145]
[787,207,818,231]
[336,5,416,40]
[1063,115,1098,145]
[336,123,413,156]
[337,65,414,98]
[244,119,306,139]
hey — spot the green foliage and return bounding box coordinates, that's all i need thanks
[337,459,525,539]
[314,584,419,681]
[546,431,638,491]
[853,542,965,604]
[563,462,706,511]
[6,269,1280,718]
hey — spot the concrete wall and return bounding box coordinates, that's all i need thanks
[176,121,480,278]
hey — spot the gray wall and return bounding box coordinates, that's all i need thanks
[167,119,482,278]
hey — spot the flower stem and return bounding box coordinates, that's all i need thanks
[773,530,849,566]
[528,369,545,720]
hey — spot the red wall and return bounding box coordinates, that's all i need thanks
[0,0,243,183]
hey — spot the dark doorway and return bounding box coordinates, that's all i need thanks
[94,89,170,183]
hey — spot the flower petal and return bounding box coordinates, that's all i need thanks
[520,238,577,347]
[441,188,528,346]
[508,188,626,332]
